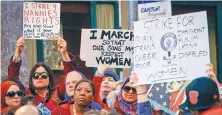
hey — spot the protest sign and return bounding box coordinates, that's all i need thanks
[80,29,134,68]
[23,2,60,39]
[138,0,171,20]
[134,11,210,85]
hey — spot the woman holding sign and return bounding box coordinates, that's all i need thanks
[7,36,76,113]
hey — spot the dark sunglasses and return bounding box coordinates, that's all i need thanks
[6,90,24,97]
[32,72,49,79]
[123,86,137,93]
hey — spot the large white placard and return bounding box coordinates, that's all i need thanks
[80,29,134,68]
[138,0,172,20]
[134,11,210,84]
[23,2,60,39]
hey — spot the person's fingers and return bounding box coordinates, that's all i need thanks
[57,40,66,47]
[18,43,24,47]
[206,64,213,73]
[19,40,25,45]
[207,63,213,67]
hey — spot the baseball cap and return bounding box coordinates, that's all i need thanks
[179,77,219,111]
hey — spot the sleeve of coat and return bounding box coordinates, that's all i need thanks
[57,54,76,100]
[92,76,104,104]
[8,55,21,80]
[138,101,153,115]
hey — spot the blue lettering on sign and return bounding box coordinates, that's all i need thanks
[141,6,160,13]
[138,0,161,4]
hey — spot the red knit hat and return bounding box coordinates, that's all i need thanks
[1,81,19,108]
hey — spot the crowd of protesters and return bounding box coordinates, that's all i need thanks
[1,36,222,115]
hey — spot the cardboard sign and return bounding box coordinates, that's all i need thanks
[80,29,134,68]
[138,0,172,20]
[134,11,210,84]
[23,2,60,39]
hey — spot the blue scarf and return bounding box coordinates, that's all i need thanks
[118,78,138,115]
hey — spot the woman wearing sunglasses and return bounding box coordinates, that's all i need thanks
[1,80,25,114]
[107,72,152,115]
[7,36,76,112]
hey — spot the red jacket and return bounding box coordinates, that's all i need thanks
[51,102,73,115]
[51,101,96,115]
[92,76,109,110]
[7,56,76,111]
[200,106,222,115]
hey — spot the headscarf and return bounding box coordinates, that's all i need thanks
[104,69,120,81]
[4,78,26,94]
[117,78,138,115]
[1,80,20,108]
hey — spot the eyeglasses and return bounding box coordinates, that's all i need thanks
[32,72,49,79]
[123,86,137,93]
[6,90,24,97]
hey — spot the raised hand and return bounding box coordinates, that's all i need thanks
[15,36,25,60]
[97,64,109,75]
[57,37,67,54]
[130,71,147,95]
[130,71,149,103]
[206,63,218,84]
[57,37,70,61]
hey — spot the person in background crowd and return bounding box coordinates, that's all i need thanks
[51,79,97,115]
[83,109,121,115]
[179,77,222,115]
[83,110,102,115]
[15,105,42,115]
[7,36,76,113]
[1,80,25,114]
[59,70,102,110]
[179,64,222,115]
[93,65,121,109]
[21,95,35,105]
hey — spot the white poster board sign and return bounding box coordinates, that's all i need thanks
[23,2,60,39]
[138,0,171,20]
[134,11,210,85]
[80,29,134,68]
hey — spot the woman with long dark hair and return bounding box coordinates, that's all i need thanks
[7,36,76,113]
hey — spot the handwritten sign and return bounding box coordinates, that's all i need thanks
[134,11,210,84]
[80,29,134,68]
[138,0,171,20]
[23,2,60,39]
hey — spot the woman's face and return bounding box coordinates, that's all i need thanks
[5,85,22,108]
[32,66,49,89]
[100,77,115,93]
[74,82,94,107]
[121,82,137,104]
